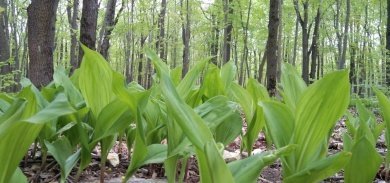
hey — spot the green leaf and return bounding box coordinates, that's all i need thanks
[203,141,235,183]
[53,66,84,105]
[280,63,307,110]
[0,94,75,183]
[293,70,350,170]
[45,137,80,183]
[285,152,351,183]
[92,98,133,143]
[220,61,237,91]
[146,48,234,183]
[79,44,114,117]
[10,168,27,183]
[344,137,382,183]
[373,87,390,168]
[143,144,168,165]
[229,145,295,183]
[177,58,208,100]
[260,101,294,149]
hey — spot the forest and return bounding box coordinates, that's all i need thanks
[0,0,390,182]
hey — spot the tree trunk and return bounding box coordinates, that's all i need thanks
[78,0,98,64]
[310,7,321,81]
[222,0,233,64]
[292,14,299,66]
[156,0,167,60]
[337,0,351,70]
[210,13,220,65]
[0,0,10,83]
[27,0,59,88]
[66,0,79,73]
[340,0,351,69]
[265,0,280,96]
[386,0,390,86]
[99,0,123,60]
[181,0,190,77]
[294,0,310,84]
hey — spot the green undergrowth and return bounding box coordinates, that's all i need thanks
[0,47,389,183]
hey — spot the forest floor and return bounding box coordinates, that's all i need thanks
[21,109,388,183]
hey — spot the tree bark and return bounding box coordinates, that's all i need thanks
[222,0,233,64]
[337,0,351,69]
[210,13,220,65]
[66,0,79,73]
[266,0,280,96]
[99,0,124,60]
[292,14,299,66]
[27,0,59,88]
[156,0,167,60]
[386,0,390,86]
[294,0,310,84]
[0,0,10,81]
[181,0,190,77]
[78,0,98,64]
[310,7,321,81]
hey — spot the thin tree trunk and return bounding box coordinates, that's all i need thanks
[0,0,11,90]
[294,0,310,84]
[222,0,233,64]
[156,0,167,60]
[67,0,79,73]
[340,0,351,68]
[99,0,124,60]
[310,7,321,81]
[181,0,190,77]
[27,0,59,88]
[292,14,299,66]
[386,0,390,86]
[265,0,280,96]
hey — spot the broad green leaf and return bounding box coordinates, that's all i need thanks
[280,63,307,110]
[146,48,213,149]
[146,48,234,183]
[373,88,390,168]
[344,137,382,183]
[92,98,133,143]
[0,6,4,14]
[53,66,83,105]
[246,78,270,102]
[78,44,114,117]
[0,94,75,183]
[195,96,239,130]
[177,58,208,100]
[170,66,182,86]
[229,83,255,122]
[143,144,168,165]
[220,61,237,91]
[285,152,351,183]
[45,137,80,183]
[293,70,350,170]
[202,64,224,98]
[242,106,265,155]
[10,168,27,183]
[260,101,294,148]
[204,141,235,183]
[229,145,295,183]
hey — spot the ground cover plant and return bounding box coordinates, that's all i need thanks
[1,47,389,183]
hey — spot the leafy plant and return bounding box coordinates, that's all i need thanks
[261,63,351,182]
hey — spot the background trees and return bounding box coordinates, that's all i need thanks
[0,0,388,96]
